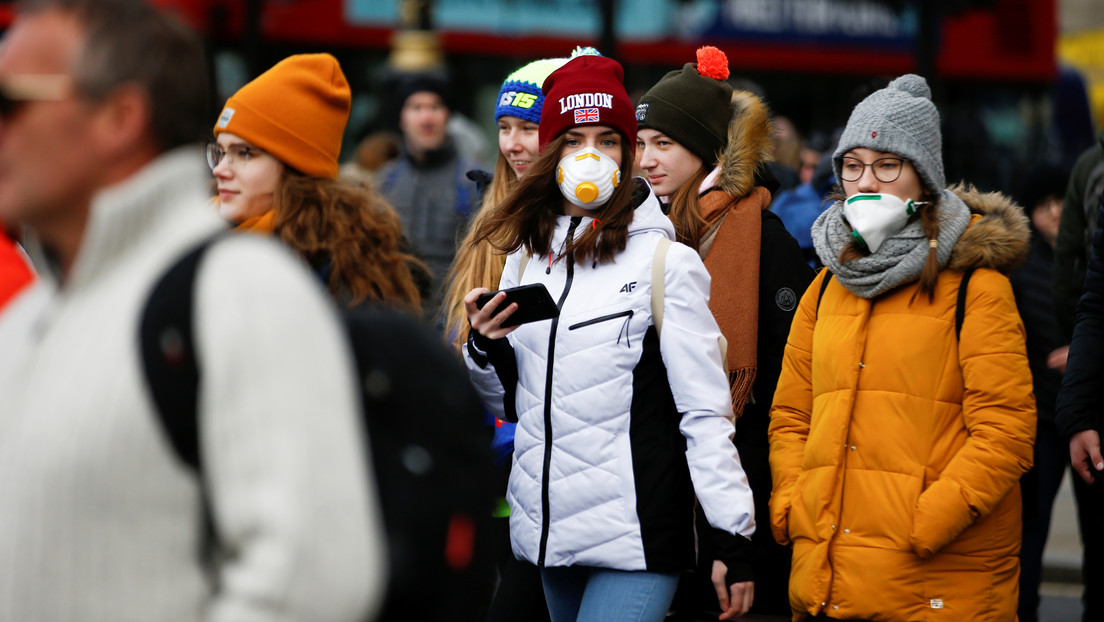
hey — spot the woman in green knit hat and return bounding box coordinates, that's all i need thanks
[636,46,813,617]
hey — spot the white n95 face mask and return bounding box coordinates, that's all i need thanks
[842,192,927,253]
[556,147,621,209]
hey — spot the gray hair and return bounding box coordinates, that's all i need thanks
[17,0,210,152]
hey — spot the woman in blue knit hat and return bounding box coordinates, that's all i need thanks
[445,55,570,351]
[769,74,1036,621]
[444,54,570,622]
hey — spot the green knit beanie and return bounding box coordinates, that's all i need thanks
[636,46,733,165]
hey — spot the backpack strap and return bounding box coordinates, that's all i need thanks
[955,268,975,341]
[139,234,222,472]
[813,268,970,338]
[815,269,833,320]
[651,237,672,335]
[517,252,530,284]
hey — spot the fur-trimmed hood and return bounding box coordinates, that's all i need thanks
[947,183,1031,274]
[711,90,774,199]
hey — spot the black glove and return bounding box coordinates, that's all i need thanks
[711,528,754,586]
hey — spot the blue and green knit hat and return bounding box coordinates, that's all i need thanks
[494,54,577,124]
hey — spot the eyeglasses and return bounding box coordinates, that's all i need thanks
[0,74,72,120]
[839,156,906,183]
[205,142,264,172]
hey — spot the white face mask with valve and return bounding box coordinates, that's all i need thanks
[842,192,927,253]
[556,147,621,210]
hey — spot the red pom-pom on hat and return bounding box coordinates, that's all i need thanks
[695,46,729,81]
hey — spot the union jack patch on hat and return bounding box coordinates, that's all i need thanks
[574,108,600,123]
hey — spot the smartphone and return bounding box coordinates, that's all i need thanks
[476,283,559,328]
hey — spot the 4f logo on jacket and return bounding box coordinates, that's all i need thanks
[620,282,636,293]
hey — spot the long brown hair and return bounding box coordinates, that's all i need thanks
[469,132,636,267]
[664,164,713,248]
[442,151,518,350]
[835,185,943,302]
[273,173,424,314]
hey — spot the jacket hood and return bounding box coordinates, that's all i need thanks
[947,183,1031,274]
[628,177,676,239]
[713,90,774,199]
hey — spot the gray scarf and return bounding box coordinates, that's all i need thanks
[811,189,971,299]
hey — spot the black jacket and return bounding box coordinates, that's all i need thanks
[1009,232,1064,420]
[1055,187,1104,438]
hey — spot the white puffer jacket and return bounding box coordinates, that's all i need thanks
[465,180,755,573]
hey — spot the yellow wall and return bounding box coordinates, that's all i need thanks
[1061,29,1104,133]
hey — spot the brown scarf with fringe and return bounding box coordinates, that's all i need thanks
[697,185,770,418]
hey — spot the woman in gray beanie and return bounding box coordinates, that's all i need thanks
[768,74,1036,621]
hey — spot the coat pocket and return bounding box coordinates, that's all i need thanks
[568,309,635,346]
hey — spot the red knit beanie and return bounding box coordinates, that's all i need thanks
[538,55,636,156]
[214,53,350,179]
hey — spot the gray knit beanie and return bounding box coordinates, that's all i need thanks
[832,74,944,193]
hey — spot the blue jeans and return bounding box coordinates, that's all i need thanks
[540,566,680,622]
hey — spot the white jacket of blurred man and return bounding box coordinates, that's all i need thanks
[0,1,384,621]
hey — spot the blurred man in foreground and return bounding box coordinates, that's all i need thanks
[0,1,383,620]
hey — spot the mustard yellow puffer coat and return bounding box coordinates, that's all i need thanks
[768,186,1036,622]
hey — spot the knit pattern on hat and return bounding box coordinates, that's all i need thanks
[833,74,944,192]
[811,188,970,298]
[538,55,636,154]
[637,46,734,165]
[495,58,569,124]
[214,53,350,179]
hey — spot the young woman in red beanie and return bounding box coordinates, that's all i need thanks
[462,53,756,622]
[210,53,423,313]
[636,47,814,617]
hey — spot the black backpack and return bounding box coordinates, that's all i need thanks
[138,235,498,620]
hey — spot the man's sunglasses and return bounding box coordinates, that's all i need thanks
[0,74,72,120]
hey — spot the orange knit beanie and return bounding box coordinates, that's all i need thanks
[213,53,350,179]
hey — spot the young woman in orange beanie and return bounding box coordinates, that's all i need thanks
[210,53,423,313]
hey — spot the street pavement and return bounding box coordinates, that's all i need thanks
[1039,471,1084,621]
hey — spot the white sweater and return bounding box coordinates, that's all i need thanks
[0,149,384,622]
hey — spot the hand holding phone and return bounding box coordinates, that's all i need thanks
[476,283,559,328]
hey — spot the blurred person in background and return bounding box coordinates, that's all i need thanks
[1054,180,1104,622]
[376,72,478,318]
[1054,130,1104,341]
[211,53,423,314]
[1008,162,1085,622]
[771,148,837,269]
[635,45,813,618]
[769,115,801,193]
[462,54,757,622]
[770,75,1034,621]
[0,1,383,621]
[443,52,572,622]
[340,130,402,186]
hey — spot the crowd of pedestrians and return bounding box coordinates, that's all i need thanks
[0,1,1102,622]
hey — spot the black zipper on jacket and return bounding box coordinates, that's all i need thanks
[538,216,579,566]
[567,309,633,331]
